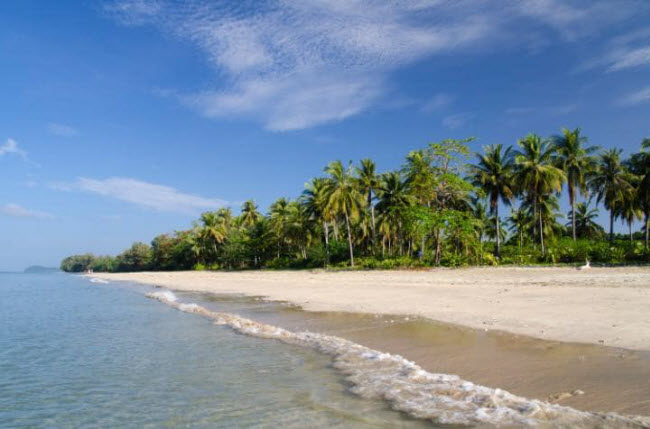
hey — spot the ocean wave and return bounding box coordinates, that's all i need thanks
[146,290,650,428]
[89,278,109,284]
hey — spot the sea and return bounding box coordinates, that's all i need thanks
[0,273,427,428]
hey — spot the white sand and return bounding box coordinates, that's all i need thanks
[89,267,650,351]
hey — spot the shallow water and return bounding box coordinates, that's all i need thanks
[0,273,429,428]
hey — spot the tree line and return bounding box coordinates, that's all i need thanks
[61,130,650,273]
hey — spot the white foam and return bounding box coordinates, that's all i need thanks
[89,278,109,284]
[147,290,178,302]
[145,293,650,428]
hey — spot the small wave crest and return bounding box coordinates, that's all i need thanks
[145,291,650,428]
[89,278,109,284]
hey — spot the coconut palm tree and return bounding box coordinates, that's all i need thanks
[324,161,362,266]
[376,171,413,257]
[568,201,602,238]
[590,149,634,244]
[240,200,261,228]
[507,208,530,250]
[356,159,379,252]
[470,144,515,257]
[302,177,332,265]
[552,128,599,241]
[514,134,566,254]
[269,197,290,258]
[626,138,650,249]
[197,212,227,264]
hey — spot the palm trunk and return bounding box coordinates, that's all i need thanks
[539,201,545,256]
[629,220,633,243]
[645,212,650,250]
[344,210,354,267]
[570,188,576,241]
[609,210,614,244]
[532,195,538,249]
[494,200,501,258]
[323,221,330,267]
[369,192,376,254]
[333,221,339,241]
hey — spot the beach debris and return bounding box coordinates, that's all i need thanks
[548,390,586,402]
[577,259,591,270]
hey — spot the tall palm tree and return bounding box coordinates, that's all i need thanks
[514,134,566,254]
[269,198,290,258]
[616,188,642,243]
[302,177,332,265]
[198,212,227,263]
[552,128,598,241]
[568,201,602,238]
[627,138,650,249]
[324,161,362,266]
[376,171,413,257]
[507,208,530,250]
[240,200,261,228]
[470,144,515,258]
[356,159,379,252]
[590,149,634,244]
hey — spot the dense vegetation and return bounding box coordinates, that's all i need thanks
[61,131,650,273]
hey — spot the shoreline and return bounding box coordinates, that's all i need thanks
[88,266,650,351]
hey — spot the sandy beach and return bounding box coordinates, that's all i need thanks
[90,267,650,351]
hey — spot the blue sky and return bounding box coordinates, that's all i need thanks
[1,0,649,270]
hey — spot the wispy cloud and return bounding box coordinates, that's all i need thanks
[618,86,650,106]
[105,0,634,131]
[0,139,27,159]
[0,203,53,219]
[580,28,650,73]
[52,177,227,214]
[421,93,455,113]
[505,104,577,115]
[47,123,79,137]
[442,113,471,130]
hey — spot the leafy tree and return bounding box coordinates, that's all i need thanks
[116,242,152,272]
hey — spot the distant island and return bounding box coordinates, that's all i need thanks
[24,265,60,274]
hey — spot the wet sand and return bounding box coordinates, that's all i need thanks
[191,292,650,416]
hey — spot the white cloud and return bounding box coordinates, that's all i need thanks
[618,86,650,106]
[580,28,650,73]
[0,139,27,158]
[47,123,79,137]
[53,177,227,214]
[505,104,577,115]
[442,113,471,130]
[421,93,454,113]
[106,0,639,130]
[0,203,53,219]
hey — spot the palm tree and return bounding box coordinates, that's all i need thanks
[471,144,515,257]
[376,171,413,256]
[197,211,227,263]
[324,161,362,266]
[616,188,642,243]
[302,177,332,265]
[269,198,290,258]
[240,200,261,228]
[356,159,379,252]
[568,201,602,238]
[514,134,566,254]
[627,138,650,249]
[590,149,634,244]
[507,208,530,250]
[552,128,598,241]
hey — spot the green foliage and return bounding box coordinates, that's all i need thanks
[61,134,650,273]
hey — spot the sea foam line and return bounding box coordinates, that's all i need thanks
[146,290,650,428]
